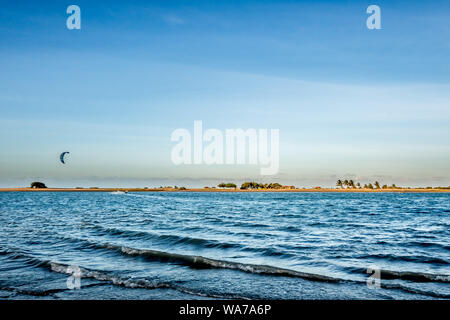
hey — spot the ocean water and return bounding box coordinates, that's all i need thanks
[0,192,448,300]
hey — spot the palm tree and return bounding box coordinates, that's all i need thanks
[374,181,380,189]
[343,180,349,188]
[356,182,361,188]
[336,180,343,189]
[349,180,355,188]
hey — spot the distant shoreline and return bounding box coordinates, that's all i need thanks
[1,187,450,193]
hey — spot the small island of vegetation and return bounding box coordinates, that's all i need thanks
[30,182,47,189]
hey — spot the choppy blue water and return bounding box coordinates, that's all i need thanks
[0,192,449,299]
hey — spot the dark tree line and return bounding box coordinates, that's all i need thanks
[30,182,47,188]
[239,182,283,190]
[217,183,237,189]
[336,179,398,189]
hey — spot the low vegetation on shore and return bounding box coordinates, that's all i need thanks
[217,183,237,189]
[336,179,400,189]
[335,179,450,190]
[30,182,47,189]
[216,182,296,190]
[2,181,449,192]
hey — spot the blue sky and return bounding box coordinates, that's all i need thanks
[0,0,449,187]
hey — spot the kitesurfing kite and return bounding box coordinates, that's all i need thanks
[60,151,70,164]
